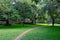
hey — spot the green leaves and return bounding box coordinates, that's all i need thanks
[32,0,40,4]
[13,2,36,20]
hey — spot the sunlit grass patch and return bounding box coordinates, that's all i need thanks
[0,28,27,40]
[37,23,60,26]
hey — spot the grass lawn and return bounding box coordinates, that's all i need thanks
[0,24,60,40]
[37,23,60,26]
[21,26,60,40]
[0,24,37,40]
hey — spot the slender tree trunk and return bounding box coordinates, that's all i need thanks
[31,19,36,24]
[52,18,54,26]
[5,20,11,26]
[34,20,36,24]
[23,17,25,24]
[35,18,37,24]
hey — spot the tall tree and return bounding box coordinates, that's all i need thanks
[0,1,20,26]
[32,0,60,26]
[13,2,37,24]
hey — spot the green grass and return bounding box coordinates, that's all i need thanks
[0,24,60,40]
[0,24,38,29]
[36,23,60,27]
[0,24,37,40]
[0,29,26,40]
[21,26,60,40]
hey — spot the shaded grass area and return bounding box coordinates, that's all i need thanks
[21,25,60,40]
[0,24,38,40]
[0,24,38,29]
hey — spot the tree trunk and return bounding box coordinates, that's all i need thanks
[34,20,36,24]
[52,18,54,26]
[5,20,11,26]
[31,19,36,24]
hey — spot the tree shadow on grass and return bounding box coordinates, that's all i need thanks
[0,24,60,29]
[0,24,38,29]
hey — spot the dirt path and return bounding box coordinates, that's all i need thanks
[14,27,39,40]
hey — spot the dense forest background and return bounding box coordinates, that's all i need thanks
[0,0,60,26]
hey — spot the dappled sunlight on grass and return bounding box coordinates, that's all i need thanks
[36,23,60,27]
